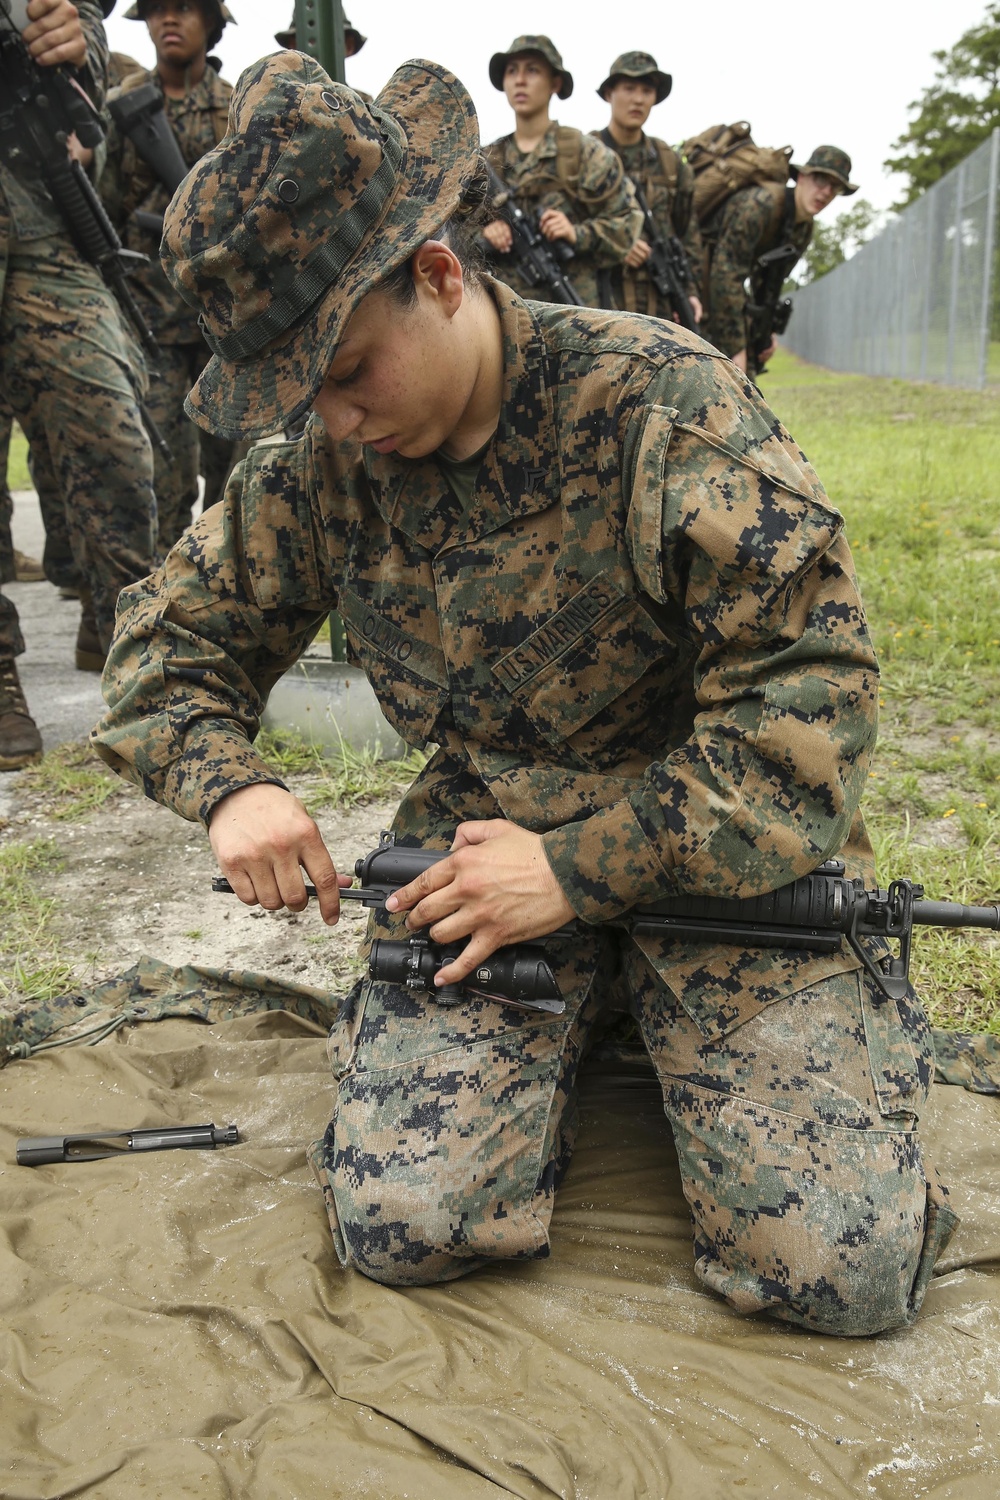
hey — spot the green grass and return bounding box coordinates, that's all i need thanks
[0,840,75,1003]
[6,423,31,491]
[254,726,427,813]
[15,742,125,821]
[764,349,1000,1031]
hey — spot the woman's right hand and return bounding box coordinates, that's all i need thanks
[208,783,351,924]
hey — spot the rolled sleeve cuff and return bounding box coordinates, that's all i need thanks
[161,722,289,826]
[541,799,679,923]
[573,222,594,256]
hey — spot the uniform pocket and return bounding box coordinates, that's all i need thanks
[492,571,686,748]
[861,971,935,1121]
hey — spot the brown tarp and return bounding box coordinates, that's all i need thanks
[2,974,999,1498]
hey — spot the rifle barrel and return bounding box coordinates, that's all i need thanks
[913,900,1000,930]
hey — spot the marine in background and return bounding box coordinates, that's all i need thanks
[701,144,856,374]
[591,50,702,326]
[273,9,371,100]
[1,0,157,770]
[102,0,237,550]
[481,35,640,309]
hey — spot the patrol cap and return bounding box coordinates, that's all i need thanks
[597,51,671,104]
[274,13,367,52]
[489,36,573,100]
[161,51,480,441]
[790,145,858,195]
[125,0,234,51]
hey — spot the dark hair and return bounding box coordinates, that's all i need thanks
[381,154,491,308]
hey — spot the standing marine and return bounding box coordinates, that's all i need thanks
[481,35,640,308]
[101,0,237,550]
[0,0,156,765]
[592,50,702,326]
[700,144,857,375]
[94,52,954,1336]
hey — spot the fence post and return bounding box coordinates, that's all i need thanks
[977,127,1000,390]
[946,161,966,384]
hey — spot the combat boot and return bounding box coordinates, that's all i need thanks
[75,589,106,673]
[0,654,43,769]
[13,549,45,582]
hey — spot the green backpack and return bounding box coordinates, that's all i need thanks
[681,122,793,223]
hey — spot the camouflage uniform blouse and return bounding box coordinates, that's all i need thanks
[591,129,704,317]
[100,66,232,344]
[702,182,813,356]
[93,282,879,1036]
[0,1,108,244]
[483,126,641,308]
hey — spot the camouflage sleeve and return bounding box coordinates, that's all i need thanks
[541,358,880,921]
[707,186,774,356]
[77,1,110,109]
[572,133,643,265]
[91,422,361,824]
[674,159,704,300]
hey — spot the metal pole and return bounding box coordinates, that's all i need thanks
[946,161,965,384]
[293,0,347,84]
[977,127,1000,390]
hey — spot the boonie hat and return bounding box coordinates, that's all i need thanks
[489,35,573,100]
[161,52,479,441]
[597,51,671,104]
[274,13,367,52]
[790,144,858,195]
[125,0,234,51]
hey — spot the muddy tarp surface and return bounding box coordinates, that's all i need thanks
[1,975,999,1499]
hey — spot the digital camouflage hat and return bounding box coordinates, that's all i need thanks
[790,144,858,195]
[274,13,367,52]
[488,36,573,100]
[161,52,480,442]
[125,0,234,51]
[597,51,671,104]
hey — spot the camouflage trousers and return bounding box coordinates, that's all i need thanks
[0,233,156,650]
[147,341,238,553]
[311,947,954,1335]
[309,778,956,1336]
[0,401,81,590]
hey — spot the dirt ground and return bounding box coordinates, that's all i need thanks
[2,766,401,1003]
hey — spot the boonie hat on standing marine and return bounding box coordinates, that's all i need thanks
[597,51,671,104]
[488,35,574,100]
[160,51,480,442]
[274,13,367,51]
[790,145,858,195]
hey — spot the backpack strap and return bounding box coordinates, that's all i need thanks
[554,125,584,191]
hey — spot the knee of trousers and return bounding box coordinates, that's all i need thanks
[308,1075,571,1288]
[673,1097,957,1336]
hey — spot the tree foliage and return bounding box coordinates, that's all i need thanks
[885,3,1000,205]
[794,199,883,285]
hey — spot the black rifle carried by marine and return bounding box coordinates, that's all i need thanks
[214,830,1000,1016]
[0,3,170,456]
[483,161,583,307]
[628,177,699,332]
[745,186,799,376]
[107,81,190,240]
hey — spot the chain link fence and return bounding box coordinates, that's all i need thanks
[784,128,1000,389]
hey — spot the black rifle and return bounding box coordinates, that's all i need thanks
[629,178,699,332]
[109,82,190,206]
[0,8,170,457]
[213,831,1000,1015]
[746,240,798,377]
[484,162,584,307]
